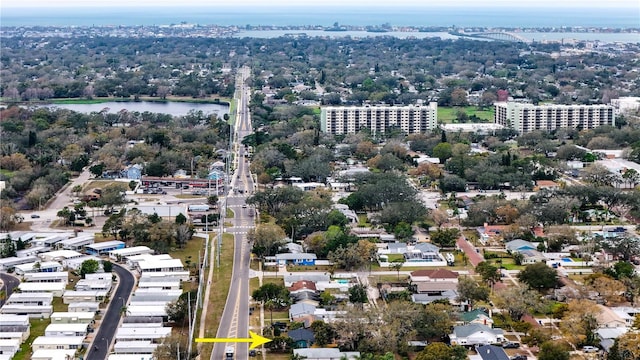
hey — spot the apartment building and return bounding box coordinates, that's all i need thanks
[320,103,438,135]
[495,102,615,133]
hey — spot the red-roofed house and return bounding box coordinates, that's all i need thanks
[289,280,318,293]
[535,180,560,191]
[410,269,459,283]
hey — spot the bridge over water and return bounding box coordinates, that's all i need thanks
[450,31,532,43]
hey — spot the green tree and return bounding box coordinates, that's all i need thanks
[175,213,187,225]
[207,195,219,206]
[248,223,287,258]
[390,259,405,280]
[310,320,337,346]
[79,259,100,278]
[0,237,16,258]
[348,284,368,306]
[252,283,290,324]
[102,260,113,273]
[57,207,75,226]
[165,290,197,325]
[475,262,501,287]
[89,163,105,177]
[517,263,559,291]
[415,342,467,360]
[430,228,460,247]
[538,341,570,360]
[456,276,490,310]
[432,142,452,163]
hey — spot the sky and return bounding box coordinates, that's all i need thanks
[2,0,639,8]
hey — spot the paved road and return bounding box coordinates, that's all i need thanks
[0,273,20,307]
[212,67,254,360]
[85,264,135,360]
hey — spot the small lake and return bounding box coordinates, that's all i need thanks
[42,101,229,117]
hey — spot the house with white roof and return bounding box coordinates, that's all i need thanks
[50,312,95,324]
[109,246,154,261]
[125,305,168,318]
[0,304,53,319]
[38,249,84,262]
[450,324,505,346]
[115,327,172,342]
[68,302,100,313]
[107,355,154,360]
[136,258,184,273]
[293,348,361,360]
[75,278,112,292]
[44,323,89,337]
[22,271,69,285]
[113,340,159,355]
[16,246,49,258]
[14,261,63,275]
[0,339,20,358]
[126,254,173,269]
[31,349,77,360]
[62,290,108,304]
[32,336,84,350]
[55,235,95,251]
[63,255,102,270]
[18,282,65,297]
[6,293,53,306]
[0,256,38,271]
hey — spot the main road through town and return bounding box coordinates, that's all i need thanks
[211,67,255,360]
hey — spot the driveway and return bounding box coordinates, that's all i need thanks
[85,264,135,360]
[456,236,484,267]
[0,273,20,307]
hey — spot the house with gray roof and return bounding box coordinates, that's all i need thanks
[450,324,505,346]
[505,239,536,253]
[289,303,317,320]
[288,328,315,348]
[473,344,509,360]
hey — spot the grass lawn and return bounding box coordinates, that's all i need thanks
[12,318,50,360]
[174,194,204,199]
[386,254,405,262]
[169,236,205,275]
[52,297,68,312]
[226,208,234,218]
[200,233,234,360]
[437,106,495,123]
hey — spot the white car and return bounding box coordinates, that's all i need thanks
[582,346,599,353]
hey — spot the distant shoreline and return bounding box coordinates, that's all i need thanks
[1,6,638,29]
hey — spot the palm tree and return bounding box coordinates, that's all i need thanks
[389,259,405,280]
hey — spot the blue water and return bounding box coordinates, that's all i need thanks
[1,6,639,28]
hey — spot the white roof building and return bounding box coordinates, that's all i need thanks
[44,323,89,337]
[68,302,100,313]
[32,349,78,360]
[38,249,84,262]
[125,305,168,318]
[32,336,84,350]
[22,271,69,284]
[137,258,184,273]
[108,246,154,260]
[113,340,158,354]
[50,311,95,324]
[115,327,172,341]
[18,282,66,297]
[14,261,63,275]
[54,235,95,251]
[107,355,154,360]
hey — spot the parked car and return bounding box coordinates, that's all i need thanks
[30,214,40,218]
[503,342,520,349]
[510,356,527,360]
[582,346,599,353]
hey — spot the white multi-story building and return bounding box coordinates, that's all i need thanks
[611,97,640,115]
[494,102,615,133]
[320,103,438,135]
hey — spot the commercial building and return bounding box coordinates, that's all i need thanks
[320,103,438,135]
[494,102,615,133]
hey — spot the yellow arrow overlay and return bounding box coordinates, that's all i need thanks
[195,331,272,349]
